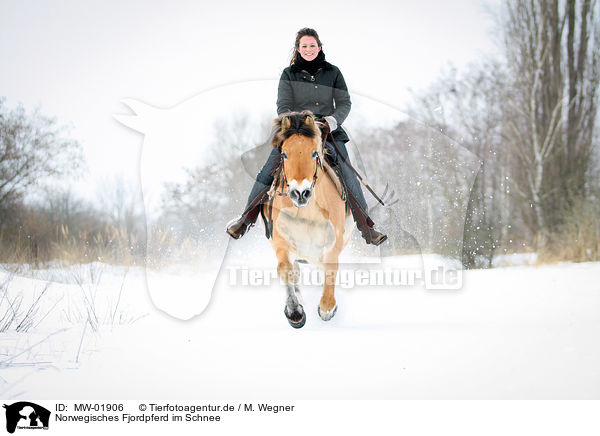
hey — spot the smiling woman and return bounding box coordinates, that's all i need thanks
[297,32,321,61]
[226,27,386,246]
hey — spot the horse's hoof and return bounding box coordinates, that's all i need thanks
[318,304,338,321]
[284,305,306,329]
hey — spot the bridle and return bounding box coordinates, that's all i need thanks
[274,145,323,198]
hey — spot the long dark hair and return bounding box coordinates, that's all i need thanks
[290,28,323,65]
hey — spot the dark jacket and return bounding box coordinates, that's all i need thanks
[277,60,351,142]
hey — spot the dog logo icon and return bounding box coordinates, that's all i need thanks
[3,402,50,434]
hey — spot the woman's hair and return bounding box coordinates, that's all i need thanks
[290,28,323,65]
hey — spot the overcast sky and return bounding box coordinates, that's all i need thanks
[0,0,501,198]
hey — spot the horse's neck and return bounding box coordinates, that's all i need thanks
[318,163,344,199]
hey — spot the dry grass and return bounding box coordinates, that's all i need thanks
[538,198,600,264]
[0,223,191,271]
[49,224,141,266]
[0,276,54,333]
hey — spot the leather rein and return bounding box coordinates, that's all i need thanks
[270,123,385,207]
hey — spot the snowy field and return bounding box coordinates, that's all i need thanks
[1,244,599,400]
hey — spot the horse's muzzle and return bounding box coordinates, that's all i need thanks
[289,187,312,207]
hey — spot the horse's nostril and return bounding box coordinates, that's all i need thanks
[290,188,311,205]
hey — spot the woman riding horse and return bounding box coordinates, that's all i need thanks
[227,27,387,246]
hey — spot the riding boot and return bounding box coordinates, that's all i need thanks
[226,147,282,240]
[326,141,387,246]
[226,181,271,239]
[346,190,388,246]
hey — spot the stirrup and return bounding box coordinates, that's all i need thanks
[362,227,387,246]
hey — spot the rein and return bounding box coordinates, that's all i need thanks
[324,131,386,206]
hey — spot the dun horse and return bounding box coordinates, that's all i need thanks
[265,111,354,328]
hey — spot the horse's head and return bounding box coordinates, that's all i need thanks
[272,111,324,208]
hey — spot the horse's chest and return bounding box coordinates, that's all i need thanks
[276,209,335,262]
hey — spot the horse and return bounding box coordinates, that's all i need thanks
[265,111,355,328]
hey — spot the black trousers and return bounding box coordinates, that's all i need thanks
[246,141,368,212]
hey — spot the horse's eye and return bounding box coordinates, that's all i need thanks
[312,151,318,159]
[282,151,288,160]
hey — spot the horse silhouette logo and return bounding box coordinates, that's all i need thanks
[3,402,50,433]
[114,81,476,320]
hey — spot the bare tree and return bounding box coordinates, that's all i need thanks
[403,0,600,263]
[0,98,83,208]
[563,0,599,202]
[159,113,272,245]
[407,60,513,266]
[502,0,600,248]
[97,176,145,249]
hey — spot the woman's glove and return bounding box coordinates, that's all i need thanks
[324,115,338,132]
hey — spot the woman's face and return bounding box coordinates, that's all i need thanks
[298,36,321,61]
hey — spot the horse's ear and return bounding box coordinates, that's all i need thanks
[304,114,315,127]
[272,116,289,148]
[281,116,291,132]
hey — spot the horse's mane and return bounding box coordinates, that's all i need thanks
[271,111,322,149]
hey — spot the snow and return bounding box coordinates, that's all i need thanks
[492,252,538,267]
[1,250,599,399]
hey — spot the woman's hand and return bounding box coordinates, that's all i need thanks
[317,117,330,142]
[324,115,338,131]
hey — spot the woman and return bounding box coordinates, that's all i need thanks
[227,27,386,246]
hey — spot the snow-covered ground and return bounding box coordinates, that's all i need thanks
[1,246,599,400]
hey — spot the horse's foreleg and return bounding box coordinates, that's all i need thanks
[317,196,347,321]
[275,245,306,328]
[319,256,339,321]
[319,238,343,321]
